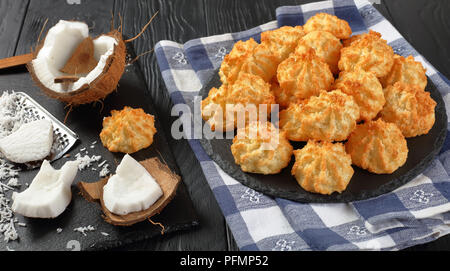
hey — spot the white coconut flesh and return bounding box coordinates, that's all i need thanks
[11,160,79,218]
[103,154,163,215]
[31,20,118,93]
[0,119,53,163]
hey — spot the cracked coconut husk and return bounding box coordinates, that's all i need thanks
[27,12,158,108]
[77,157,180,227]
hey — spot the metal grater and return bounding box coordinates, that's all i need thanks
[15,92,79,169]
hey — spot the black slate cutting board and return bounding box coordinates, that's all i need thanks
[0,45,199,251]
[199,70,447,203]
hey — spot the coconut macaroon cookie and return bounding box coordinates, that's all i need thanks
[380,82,436,138]
[277,47,334,101]
[300,31,343,74]
[271,79,293,109]
[201,73,276,131]
[100,106,157,153]
[303,13,352,39]
[239,42,279,82]
[346,119,408,174]
[260,26,305,63]
[339,30,394,78]
[279,90,360,141]
[380,55,428,91]
[219,38,258,85]
[231,121,293,175]
[342,33,363,47]
[292,141,354,195]
[333,69,385,122]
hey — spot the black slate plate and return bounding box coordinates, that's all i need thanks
[199,70,448,203]
[0,44,199,251]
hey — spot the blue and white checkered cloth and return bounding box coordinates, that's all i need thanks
[154,0,450,250]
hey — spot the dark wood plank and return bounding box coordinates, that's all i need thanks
[114,0,231,251]
[0,0,29,58]
[15,0,114,56]
[383,0,450,78]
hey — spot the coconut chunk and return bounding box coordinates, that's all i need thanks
[103,154,163,215]
[0,119,53,163]
[11,160,79,218]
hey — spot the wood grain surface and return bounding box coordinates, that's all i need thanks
[0,1,29,58]
[1,0,450,251]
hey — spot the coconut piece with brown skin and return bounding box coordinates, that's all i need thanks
[78,157,181,227]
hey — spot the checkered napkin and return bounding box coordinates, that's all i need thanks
[154,0,450,250]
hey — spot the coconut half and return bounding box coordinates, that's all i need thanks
[78,156,181,226]
[103,154,163,215]
[27,20,126,105]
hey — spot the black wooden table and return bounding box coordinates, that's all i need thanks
[0,0,449,251]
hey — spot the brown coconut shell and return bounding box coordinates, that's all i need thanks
[27,29,126,106]
[78,157,181,226]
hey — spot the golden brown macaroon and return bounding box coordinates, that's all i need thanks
[277,47,334,101]
[379,55,427,91]
[279,90,360,141]
[342,33,363,47]
[339,30,394,78]
[333,69,385,122]
[291,140,354,195]
[303,13,352,39]
[200,84,231,131]
[380,82,436,138]
[201,73,276,131]
[300,30,343,74]
[231,121,293,174]
[345,119,408,174]
[270,79,295,109]
[239,42,279,82]
[100,106,157,153]
[261,25,305,63]
[219,38,258,85]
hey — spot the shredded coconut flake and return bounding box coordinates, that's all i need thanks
[99,165,110,178]
[74,225,95,236]
[6,178,20,188]
[0,91,31,243]
[75,153,101,170]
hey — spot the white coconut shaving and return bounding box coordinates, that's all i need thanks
[99,164,110,178]
[74,148,111,178]
[6,178,20,188]
[0,91,30,243]
[73,225,95,236]
[74,153,101,170]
